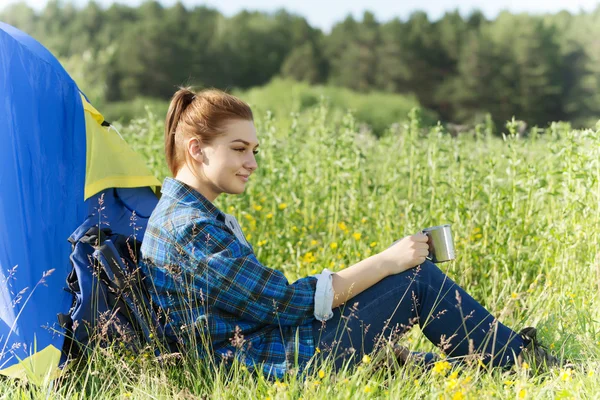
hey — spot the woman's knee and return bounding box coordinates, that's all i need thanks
[385,261,452,297]
[370,261,440,297]
[416,260,444,279]
[392,260,443,283]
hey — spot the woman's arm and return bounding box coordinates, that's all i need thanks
[330,253,389,308]
[330,233,430,308]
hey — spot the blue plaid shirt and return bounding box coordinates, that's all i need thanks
[140,177,319,379]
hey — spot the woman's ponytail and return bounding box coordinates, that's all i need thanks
[164,87,195,176]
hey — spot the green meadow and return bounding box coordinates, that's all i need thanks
[5,87,600,398]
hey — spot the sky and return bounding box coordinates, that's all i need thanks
[1,0,599,32]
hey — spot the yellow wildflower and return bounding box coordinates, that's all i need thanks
[302,252,316,263]
[260,196,266,203]
[278,203,287,210]
[253,204,263,211]
[521,362,530,370]
[338,222,348,232]
[588,370,595,377]
[559,368,573,382]
[311,240,318,246]
[266,213,273,219]
[318,369,325,379]
[452,391,464,400]
[504,380,515,386]
[361,217,368,223]
[315,347,321,354]
[511,293,518,299]
[330,242,338,249]
[364,385,372,393]
[370,241,377,248]
[362,354,371,364]
[432,360,451,375]
[414,379,420,387]
[352,232,362,240]
[518,389,527,399]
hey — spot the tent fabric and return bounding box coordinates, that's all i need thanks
[0,21,87,385]
[81,96,161,200]
[0,22,160,384]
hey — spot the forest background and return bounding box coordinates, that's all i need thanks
[2,0,600,133]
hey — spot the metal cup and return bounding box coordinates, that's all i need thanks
[422,224,455,263]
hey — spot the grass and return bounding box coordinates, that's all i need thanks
[3,100,600,398]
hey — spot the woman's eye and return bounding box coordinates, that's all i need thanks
[234,148,259,155]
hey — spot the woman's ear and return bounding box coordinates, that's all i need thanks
[187,137,203,163]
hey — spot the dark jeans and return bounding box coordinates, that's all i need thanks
[311,260,527,371]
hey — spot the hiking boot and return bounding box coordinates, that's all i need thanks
[371,344,412,372]
[372,344,439,372]
[517,327,568,373]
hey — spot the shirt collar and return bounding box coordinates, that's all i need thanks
[160,177,226,222]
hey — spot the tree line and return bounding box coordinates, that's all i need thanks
[2,1,600,128]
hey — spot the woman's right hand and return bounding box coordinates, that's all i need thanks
[378,233,430,276]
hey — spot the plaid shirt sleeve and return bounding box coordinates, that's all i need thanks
[180,218,318,327]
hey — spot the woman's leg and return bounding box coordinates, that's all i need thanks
[311,260,527,371]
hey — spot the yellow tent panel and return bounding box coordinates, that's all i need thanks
[0,344,62,385]
[81,95,161,200]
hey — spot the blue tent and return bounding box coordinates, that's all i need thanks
[0,22,161,384]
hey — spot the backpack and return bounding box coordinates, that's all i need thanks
[57,225,166,360]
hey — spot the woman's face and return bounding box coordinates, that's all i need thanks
[192,119,259,201]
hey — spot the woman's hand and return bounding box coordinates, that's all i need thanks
[377,233,429,276]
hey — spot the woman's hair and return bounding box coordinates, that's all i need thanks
[164,87,254,176]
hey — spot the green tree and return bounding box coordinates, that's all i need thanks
[325,12,380,91]
[281,43,322,84]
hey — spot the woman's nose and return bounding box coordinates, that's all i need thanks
[245,154,258,171]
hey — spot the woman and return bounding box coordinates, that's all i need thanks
[140,87,562,380]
